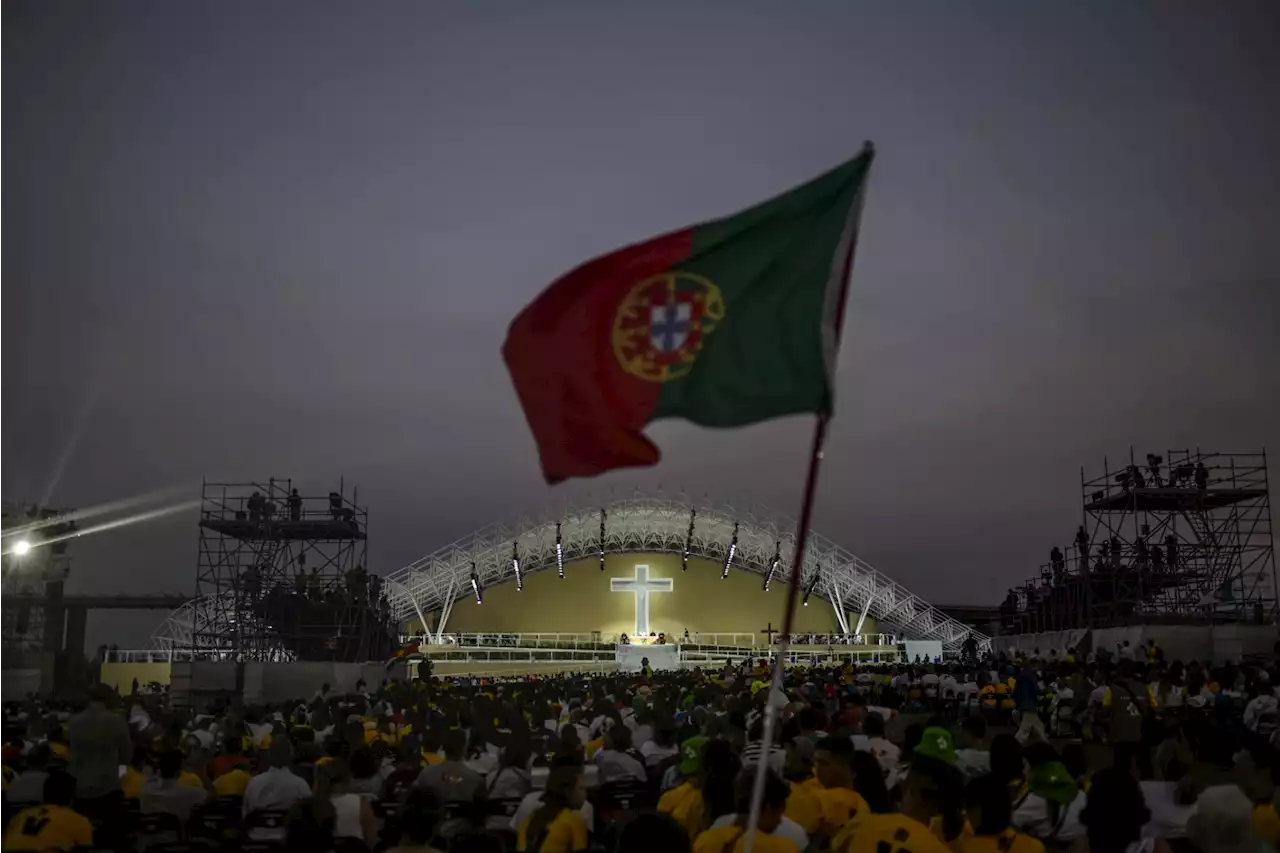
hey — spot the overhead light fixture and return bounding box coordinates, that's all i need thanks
[599,509,607,570]
[556,523,565,578]
[511,542,522,591]
[470,561,483,604]
[12,539,31,556]
[722,522,739,579]
[683,509,696,571]
[763,540,781,591]
[802,572,820,607]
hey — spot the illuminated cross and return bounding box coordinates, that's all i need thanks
[610,564,673,636]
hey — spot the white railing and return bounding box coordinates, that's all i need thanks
[400,633,612,649]
[398,631,895,649]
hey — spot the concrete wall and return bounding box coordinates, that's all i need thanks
[421,661,620,678]
[434,554,865,638]
[2,669,42,700]
[993,625,1276,663]
[100,662,173,692]
[617,644,679,673]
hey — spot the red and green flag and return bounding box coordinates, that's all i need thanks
[504,144,875,484]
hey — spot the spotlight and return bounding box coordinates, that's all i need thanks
[555,523,565,579]
[763,540,781,591]
[511,542,522,591]
[722,522,738,579]
[12,539,31,556]
[683,509,696,572]
[802,572,820,607]
[470,561,482,604]
[599,509,607,570]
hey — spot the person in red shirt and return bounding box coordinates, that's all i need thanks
[208,735,252,779]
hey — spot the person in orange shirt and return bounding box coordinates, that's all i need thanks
[693,770,799,853]
[956,774,1044,853]
[3,771,94,852]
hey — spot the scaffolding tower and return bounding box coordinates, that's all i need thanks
[191,478,393,661]
[1001,449,1275,632]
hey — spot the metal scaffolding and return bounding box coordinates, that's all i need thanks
[2,503,75,659]
[190,478,393,661]
[1002,448,1275,631]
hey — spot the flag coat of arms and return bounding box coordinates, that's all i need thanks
[504,145,875,484]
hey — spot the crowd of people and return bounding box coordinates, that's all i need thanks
[2,645,1278,853]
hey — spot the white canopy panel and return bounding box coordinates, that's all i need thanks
[383,499,987,652]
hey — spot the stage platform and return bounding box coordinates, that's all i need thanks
[1085,486,1266,513]
[198,517,365,541]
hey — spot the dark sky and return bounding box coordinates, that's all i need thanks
[5,2,1279,650]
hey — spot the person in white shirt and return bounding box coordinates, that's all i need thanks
[593,725,647,784]
[1242,683,1278,733]
[707,770,808,852]
[243,740,312,840]
[510,756,594,831]
[639,725,679,769]
[954,716,991,780]
[861,713,900,778]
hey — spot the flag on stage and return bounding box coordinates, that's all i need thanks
[502,144,875,484]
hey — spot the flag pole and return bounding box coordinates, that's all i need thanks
[740,414,830,852]
[742,142,872,852]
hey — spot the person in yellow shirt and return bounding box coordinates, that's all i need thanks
[517,761,589,853]
[811,736,869,839]
[782,774,822,837]
[420,730,445,766]
[214,765,253,797]
[957,774,1045,853]
[693,770,799,853]
[833,754,958,853]
[1254,798,1280,849]
[120,747,150,800]
[1252,761,1280,848]
[658,736,720,840]
[3,771,94,852]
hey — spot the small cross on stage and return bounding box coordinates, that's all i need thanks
[760,622,779,644]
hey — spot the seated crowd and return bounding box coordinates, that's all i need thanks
[2,651,1277,853]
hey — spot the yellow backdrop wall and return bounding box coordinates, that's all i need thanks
[100,662,172,692]
[429,554,876,639]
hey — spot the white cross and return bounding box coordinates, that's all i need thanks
[610,564,673,636]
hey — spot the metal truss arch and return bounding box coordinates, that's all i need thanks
[385,499,986,652]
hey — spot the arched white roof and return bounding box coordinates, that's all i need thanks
[384,499,987,652]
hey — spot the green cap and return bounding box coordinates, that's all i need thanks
[1029,761,1079,806]
[914,726,956,765]
[679,735,708,775]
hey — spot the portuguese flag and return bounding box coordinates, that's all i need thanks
[504,144,875,484]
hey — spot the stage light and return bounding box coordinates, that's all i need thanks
[599,509,607,571]
[802,572,820,607]
[511,542,522,591]
[763,540,781,591]
[12,539,31,556]
[683,509,696,571]
[722,522,739,579]
[555,523,565,579]
[470,561,482,604]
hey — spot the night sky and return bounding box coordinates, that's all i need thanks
[4,2,1278,650]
